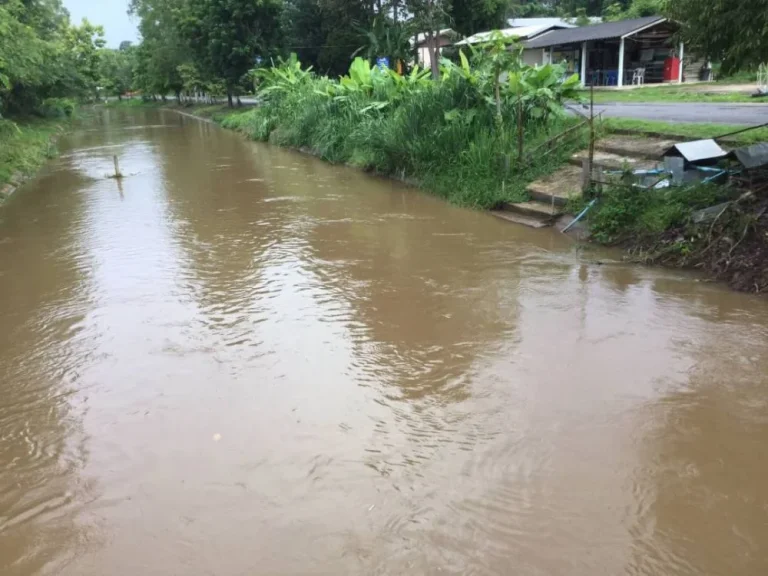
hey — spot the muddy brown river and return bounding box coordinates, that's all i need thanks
[1,109,768,576]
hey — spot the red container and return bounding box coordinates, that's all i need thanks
[664,57,681,82]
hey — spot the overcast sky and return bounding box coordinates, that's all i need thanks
[63,0,140,47]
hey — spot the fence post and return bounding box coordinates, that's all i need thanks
[517,97,524,167]
[581,157,591,192]
[586,84,595,194]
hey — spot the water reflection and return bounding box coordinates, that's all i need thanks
[1,109,767,575]
[0,161,96,574]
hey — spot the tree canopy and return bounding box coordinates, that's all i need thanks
[0,0,107,116]
[667,0,768,74]
[3,0,757,116]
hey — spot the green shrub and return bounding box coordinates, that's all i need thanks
[39,98,77,118]
[588,182,734,244]
[221,46,586,208]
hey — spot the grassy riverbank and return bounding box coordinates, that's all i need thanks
[581,182,768,292]
[215,50,590,208]
[0,117,68,196]
[602,118,768,145]
[579,84,762,104]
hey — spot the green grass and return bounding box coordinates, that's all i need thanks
[601,118,768,145]
[576,84,763,104]
[0,117,66,192]
[216,93,589,208]
[586,181,731,244]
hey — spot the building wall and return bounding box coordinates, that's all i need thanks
[415,36,454,68]
[522,48,546,67]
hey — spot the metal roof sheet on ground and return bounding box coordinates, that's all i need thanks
[456,25,559,45]
[522,16,666,49]
[662,140,728,163]
[731,143,768,169]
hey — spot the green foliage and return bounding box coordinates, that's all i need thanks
[228,50,586,208]
[602,0,664,20]
[98,48,136,97]
[602,118,768,146]
[175,0,283,101]
[442,34,581,127]
[354,18,413,70]
[129,0,187,97]
[39,97,76,117]
[280,0,371,77]
[451,0,509,37]
[0,117,65,190]
[588,182,731,244]
[667,0,768,74]
[0,0,105,116]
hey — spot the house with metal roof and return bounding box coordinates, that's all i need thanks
[455,24,570,65]
[521,16,696,87]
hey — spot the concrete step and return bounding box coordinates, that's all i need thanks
[569,150,660,171]
[502,200,564,221]
[595,135,681,160]
[490,210,552,229]
[526,165,583,207]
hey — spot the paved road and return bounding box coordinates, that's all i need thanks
[584,102,768,125]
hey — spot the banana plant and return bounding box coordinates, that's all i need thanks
[252,53,314,98]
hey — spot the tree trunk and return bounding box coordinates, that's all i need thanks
[227,91,234,108]
[118,94,122,101]
[426,30,440,80]
[161,94,166,103]
[237,96,242,107]
[176,90,181,103]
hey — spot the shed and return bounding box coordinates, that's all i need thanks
[456,24,568,66]
[521,16,689,86]
[413,29,458,69]
[662,140,728,166]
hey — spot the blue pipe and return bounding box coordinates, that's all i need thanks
[562,199,597,233]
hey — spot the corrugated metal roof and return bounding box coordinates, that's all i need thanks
[507,18,577,28]
[522,16,667,48]
[662,140,728,163]
[456,25,561,46]
[731,143,768,169]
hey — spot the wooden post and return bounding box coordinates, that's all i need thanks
[517,97,524,167]
[113,155,121,178]
[582,158,591,192]
[581,41,588,87]
[678,42,685,84]
[588,84,595,177]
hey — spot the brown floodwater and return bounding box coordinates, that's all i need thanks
[1,108,768,576]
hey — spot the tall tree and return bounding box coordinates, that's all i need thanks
[99,47,135,99]
[451,0,509,37]
[667,0,768,74]
[175,0,283,106]
[129,0,187,99]
[281,0,372,77]
[407,0,449,78]
[1,0,106,115]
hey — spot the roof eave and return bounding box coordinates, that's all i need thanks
[620,17,668,39]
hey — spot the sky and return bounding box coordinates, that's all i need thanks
[63,0,140,47]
